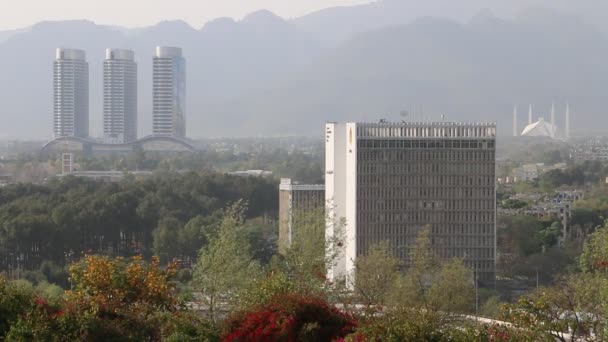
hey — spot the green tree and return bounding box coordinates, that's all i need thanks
[280,208,346,295]
[153,216,183,263]
[580,221,608,273]
[353,241,400,309]
[361,228,475,340]
[504,222,608,341]
[193,201,261,322]
[503,274,607,342]
[0,277,34,339]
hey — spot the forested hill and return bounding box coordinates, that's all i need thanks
[0,173,278,274]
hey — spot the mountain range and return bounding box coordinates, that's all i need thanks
[0,0,607,139]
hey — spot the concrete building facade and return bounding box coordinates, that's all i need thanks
[53,48,89,138]
[326,122,497,285]
[153,47,186,138]
[278,178,325,253]
[104,49,137,144]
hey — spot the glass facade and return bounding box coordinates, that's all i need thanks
[53,49,89,138]
[326,122,497,286]
[356,138,496,284]
[153,47,186,138]
[103,49,137,143]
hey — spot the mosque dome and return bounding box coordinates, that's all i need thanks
[521,117,556,137]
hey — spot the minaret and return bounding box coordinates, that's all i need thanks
[565,103,571,139]
[528,104,533,125]
[550,103,556,138]
[513,105,518,137]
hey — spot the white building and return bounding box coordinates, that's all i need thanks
[326,122,497,285]
[513,164,541,182]
[521,117,556,137]
[153,47,186,138]
[278,178,325,253]
[104,49,137,144]
[54,48,89,138]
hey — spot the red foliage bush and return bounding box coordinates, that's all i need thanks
[223,294,356,342]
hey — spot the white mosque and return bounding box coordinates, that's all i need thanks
[513,104,571,139]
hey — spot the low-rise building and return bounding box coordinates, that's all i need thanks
[227,170,273,177]
[59,170,153,182]
[278,178,325,253]
[512,163,567,182]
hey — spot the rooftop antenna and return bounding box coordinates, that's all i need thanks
[513,105,518,137]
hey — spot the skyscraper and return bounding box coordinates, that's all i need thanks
[326,122,497,285]
[53,48,89,138]
[104,49,137,144]
[153,47,186,138]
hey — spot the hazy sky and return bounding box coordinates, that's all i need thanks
[0,0,370,30]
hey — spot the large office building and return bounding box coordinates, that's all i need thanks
[53,48,89,138]
[153,46,186,138]
[326,122,497,285]
[103,49,137,144]
[278,178,325,253]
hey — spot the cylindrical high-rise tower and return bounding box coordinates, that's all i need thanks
[565,104,571,139]
[551,103,556,138]
[153,46,186,138]
[513,105,518,137]
[104,49,137,144]
[54,48,89,138]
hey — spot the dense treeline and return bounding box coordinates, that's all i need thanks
[539,161,608,189]
[3,201,599,341]
[78,144,324,184]
[0,172,278,276]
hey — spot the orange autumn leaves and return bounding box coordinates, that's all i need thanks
[66,255,180,316]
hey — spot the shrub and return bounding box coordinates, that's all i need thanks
[223,293,356,342]
[0,276,35,339]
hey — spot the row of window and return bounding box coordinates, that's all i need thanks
[356,125,496,139]
[358,162,494,175]
[357,186,495,199]
[357,174,495,186]
[357,149,495,163]
[357,199,495,211]
[356,211,495,224]
[355,239,495,269]
[357,139,495,150]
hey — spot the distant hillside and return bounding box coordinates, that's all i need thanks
[293,0,608,43]
[0,14,323,139]
[0,2,607,139]
[203,9,608,137]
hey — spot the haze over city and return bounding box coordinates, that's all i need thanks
[1,1,608,341]
[1,0,608,139]
[0,0,370,30]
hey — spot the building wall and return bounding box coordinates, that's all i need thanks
[278,179,325,254]
[345,123,358,278]
[327,122,497,285]
[325,123,348,280]
[278,189,292,254]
